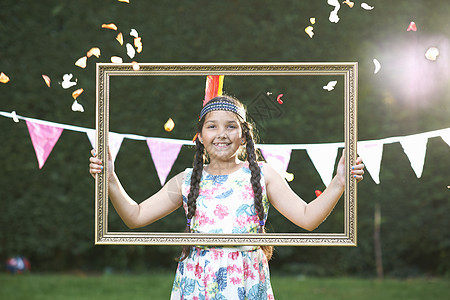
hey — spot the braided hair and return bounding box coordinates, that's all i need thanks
[178,96,273,261]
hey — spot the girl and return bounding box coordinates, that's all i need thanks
[89,95,364,299]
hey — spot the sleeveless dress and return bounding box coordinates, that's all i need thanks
[170,163,275,300]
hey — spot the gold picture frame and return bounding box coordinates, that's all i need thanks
[95,62,358,246]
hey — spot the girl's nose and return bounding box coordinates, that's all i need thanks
[217,127,227,138]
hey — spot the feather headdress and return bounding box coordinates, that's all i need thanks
[203,75,224,106]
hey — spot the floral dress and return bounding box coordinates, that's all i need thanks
[171,163,275,300]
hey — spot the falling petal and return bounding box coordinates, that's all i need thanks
[315,190,322,197]
[328,0,340,6]
[373,58,381,74]
[111,56,123,63]
[11,111,19,123]
[75,56,87,68]
[329,10,340,23]
[164,118,175,132]
[0,72,10,83]
[266,92,272,96]
[343,0,354,8]
[285,172,294,182]
[276,94,284,104]
[130,28,139,38]
[305,26,314,38]
[118,0,130,3]
[116,32,124,45]
[101,23,118,30]
[72,88,84,100]
[323,80,338,91]
[42,74,51,87]
[72,100,84,112]
[425,47,439,61]
[87,47,101,58]
[361,2,374,10]
[132,61,140,71]
[310,17,316,24]
[126,43,136,59]
[134,37,143,53]
[62,73,77,89]
[407,21,417,32]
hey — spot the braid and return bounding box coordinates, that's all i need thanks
[178,139,204,261]
[243,127,264,232]
[243,123,273,260]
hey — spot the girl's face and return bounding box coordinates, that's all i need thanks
[199,110,244,163]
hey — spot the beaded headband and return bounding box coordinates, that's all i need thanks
[199,101,246,121]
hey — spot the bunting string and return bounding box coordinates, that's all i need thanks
[1,111,449,186]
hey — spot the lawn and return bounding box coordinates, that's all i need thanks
[0,272,448,300]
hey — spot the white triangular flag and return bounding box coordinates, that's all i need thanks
[440,129,450,147]
[86,129,96,149]
[86,130,123,162]
[357,141,383,184]
[146,138,183,186]
[399,135,428,178]
[305,144,339,186]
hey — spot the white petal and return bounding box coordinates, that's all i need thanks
[61,73,77,89]
[323,80,338,91]
[71,100,84,112]
[361,3,374,10]
[329,10,340,23]
[130,28,139,38]
[126,43,136,59]
[11,111,19,123]
[425,47,439,61]
[327,0,340,7]
[111,56,123,63]
[373,59,381,74]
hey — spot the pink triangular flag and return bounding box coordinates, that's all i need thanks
[440,129,450,147]
[86,130,123,162]
[399,135,428,178]
[357,141,384,184]
[305,144,339,186]
[259,146,292,173]
[146,138,183,185]
[26,120,63,169]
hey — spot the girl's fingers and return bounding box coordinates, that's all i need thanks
[89,149,103,177]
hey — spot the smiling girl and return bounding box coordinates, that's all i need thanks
[89,95,364,299]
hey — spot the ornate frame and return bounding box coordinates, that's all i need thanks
[95,62,358,246]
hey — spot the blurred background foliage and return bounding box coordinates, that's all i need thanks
[0,0,449,277]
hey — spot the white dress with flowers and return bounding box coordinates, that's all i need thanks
[171,163,275,300]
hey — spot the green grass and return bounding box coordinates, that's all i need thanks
[0,273,448,300]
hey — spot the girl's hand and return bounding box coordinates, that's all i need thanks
[89,147,114,180]
[335,150,365,187]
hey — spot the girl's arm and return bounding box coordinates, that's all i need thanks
[90,149,183,229]
[264,152,364,231]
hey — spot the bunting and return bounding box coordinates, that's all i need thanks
[1,111,449,185]
[26,120,63,169]
[357,141,384,184]
[146,138,183,185]
[305,144,339,186]
[399,134,428,178]
[86,129,124,162]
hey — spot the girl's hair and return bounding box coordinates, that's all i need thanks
[178,96,273,261]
